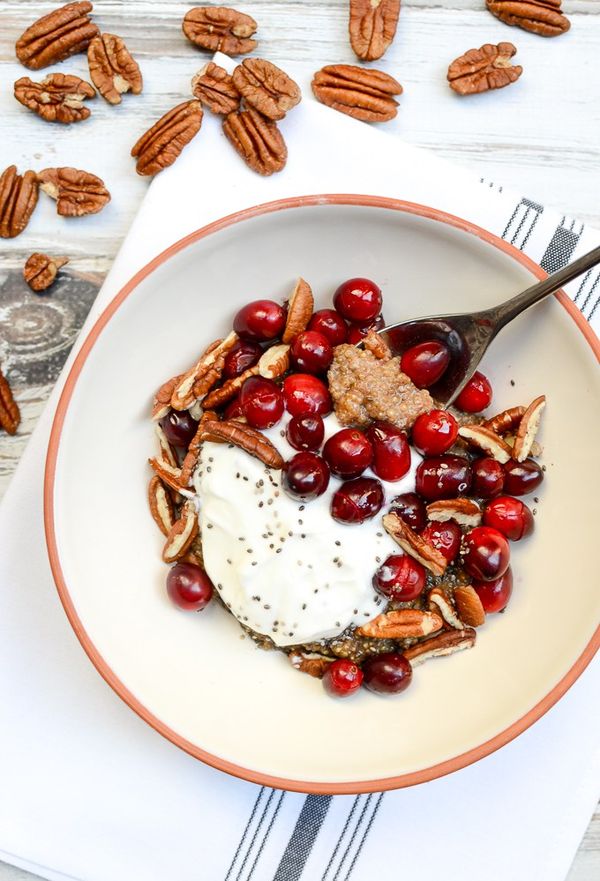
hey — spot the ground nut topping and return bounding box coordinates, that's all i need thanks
[328,344,433,429]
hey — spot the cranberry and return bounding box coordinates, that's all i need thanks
[222,339,263,379]
[415,455,472,500]
[290,330,333,374]
[472,457,505,498]
[483,496,534,541]
[333,277,382,323]
[463,526,510,582]
[400,341,450,389]
[323,428,373,478]
[454,371,493,413]
[233,299,286,342]
[283,374,332,418]
[159,408,198,448]
[365,421,411,482]
[363,652,412,695]
[239,376,284,429]
[331,477,384,524]
[346,314,385,344]
[282,452,330,500]
[166,562,213,611]
[421,521,462,563]
[224,395,245,420]
[308,309,348,346]
[389,492,427,532]
[286,414,325,452]
[412,409,458,456]
[473,568,513,613]
[372,554,426,601]
[323,659,363,697]
[503,458,544,496]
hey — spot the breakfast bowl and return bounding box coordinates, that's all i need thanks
[44,195,600,794]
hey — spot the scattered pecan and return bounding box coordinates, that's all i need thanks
[448,42,523,96]
[182,6,257,55]
[258,344,290,379]
[37,166,110,217]
[312,64,402,123]
[155,423,178,468]
[202,364,260,409]
[458,424,512,463]
[486,0,570,37]
[23,252,69,292]
[200,419,284,469]
[282,278,313,343]
[181,535,205,569]
[152,374,183,420]
[87,33,142,104]
[232,58,301,121]
[357,609,443,639]
[483,404,526,435]
[16,1,99,70]
[426,498,482,528]
[0,366,21,435]
[404,628,476,666]
[427,587,464,630]
[149,457,184,494]
[148,475,175,536]
[362,329,391,360]
[163,500,199,563]
[349,0,401,62]
[223,108,287,176]
[289,652,334,679]
[191,62,240,115]
[14,73,95,123]
[0,166,39,239]
[179,410,219,487]
[454,586,486,628]
[382,512,447,576]
[513,395,545,462]
[131,100,203,177]
[171,333,237,411]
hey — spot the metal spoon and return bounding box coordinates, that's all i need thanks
[379,244,600,407]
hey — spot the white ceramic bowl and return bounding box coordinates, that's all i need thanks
[45,196,600,793]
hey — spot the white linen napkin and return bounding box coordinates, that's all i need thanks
[0,54,599,881]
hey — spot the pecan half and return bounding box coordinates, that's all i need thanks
[258,344,290,379]
[349,0,401,62]
[131,100,203,177]
[289,652,334,679]
[0,166,39,238]
[14,73,95,123]
[200,419,284,469]
[180,410,219,487]
[182,6,257,55]
[312,64,402,123]
[155,423,178,469]
[148,475,175,536]
[282,278,313,343]
[356,609,443,639]
[513,395,545,462]
[87,33,142,104]
[23,252,69,292]
[362,329,391,360]
[223,108,287,176]
[427,587,464,630]
[486,0,570,36]
[232,58,301,121]
[0,366,21,435]
[16,2,99,70]
[448,42,523,96]
[426,498,482,528]
[149,457,184,494]
[201,364,260,409]
[382,512,447,576]
[483,405,526,435]
[37,166,110,216]
[458,424,512,463]
[163,500,198,563]
[171,333,237,411]
[152,374,183,420]
[454,586,486,628]
[192,62,240,115]
[404,628,476,666]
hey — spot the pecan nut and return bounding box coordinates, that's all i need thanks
[87,33,142,104]
[152,374,183,420]
[0,166,39,239]
[382,512,448,576]
[349,0,401,62]
[182,6,257,55]
[37,166,110,216]
[223,108,287,176]
[454,586,486,628]
[427,587,464,630]
[513,394,545,462]
[199,419,284,470]
[312,64,402,123]
[232,58,301,121]
[356,609,443,639]
[180,410,220,487]
[192,62,240,115]
[162,500,199,563]
[289,652,334,679]
[258,344,290,379]
[0,366,21,435]
[16,1,99,70]
[282,278,314,343]
[155,423,178,469]
[483,404,526,435]
[201,364,260,409]
[403,628,476,666]
[131,100,203,176]
[458,424,512,463]
[148,475,175,536]
[426,498,482,528]
[23,252,69,292]
[362,330,391,360]
[14,73,95,123]
[171,333,237,411]
[448,42,523,95]
[486,0,570,36]
[149,457,184,494]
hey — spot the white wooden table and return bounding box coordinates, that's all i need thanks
[0,1,598,878]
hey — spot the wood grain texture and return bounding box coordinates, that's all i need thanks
[0,1,598,878]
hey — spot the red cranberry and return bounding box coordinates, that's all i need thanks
[346,314,385,344]
[333,277,382,323]
[308,309,348,346]
[286,414,325,451]
[415,455,472,500]
[365,421,411,482]
[412,409,458,456]
[323,659,363,698]
[290,330,333,374]
[282,452,330,500]
[323,428,373,478]
[463,526,510,581]
[224,395,245,420]
[389,492,427,532]
[233,299,286,342]
[421,521,462,563]
[473,568,513,613]
[222,339,263,379]
[503,458,544,496]
[166,562,213,611]
[400,341,450,389]
[483,496,534,541]
[454,371,493,413]
[363,652,412,694]
[239,376,284,429]
[283,374,332,418]
[159,408,198,448]
[372,554,426,601]
[331,477,384,524]
[472,457,505,498]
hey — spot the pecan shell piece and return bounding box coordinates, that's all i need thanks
[37,166,110,217]
[403,628,476,666]
[0,366,21,435]
[0,166,39,239]
[349,0,401,62]
[23,252,69,292]
[232,58,301,121]
[312,64,402,123]
[16,2,100,70]
[182,6,257,55]
[192,62,240,115]
[223,108,287,176]
[200,420,284,470]
[448,42,523,96]
[87,33,143,105]
[486,0,570,36]
[131,100,203,176]
[14,73,95,123]
[282,278,314,344]
[513,395,545,462]
[356,609,443,639]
